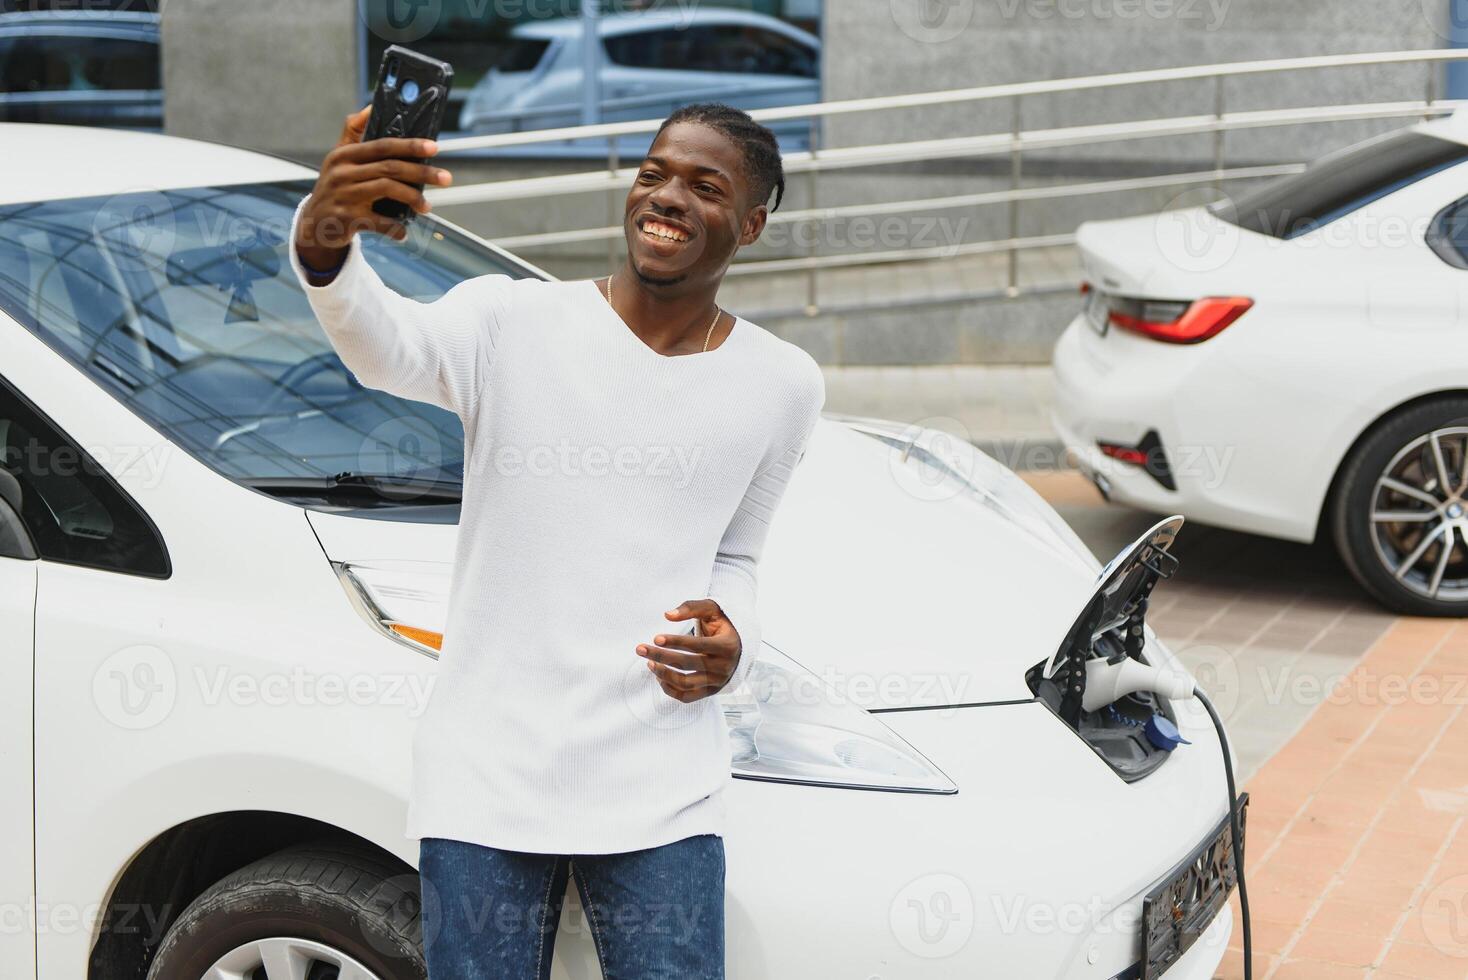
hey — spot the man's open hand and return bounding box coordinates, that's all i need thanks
[636,599,743,703]
[294,103,454,272]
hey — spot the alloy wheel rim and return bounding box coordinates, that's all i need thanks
[201,936,383,980]
[1369,426,1468,602]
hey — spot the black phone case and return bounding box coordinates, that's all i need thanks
[363,45,454,224]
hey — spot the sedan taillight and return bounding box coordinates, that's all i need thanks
[1107,294,1254,344]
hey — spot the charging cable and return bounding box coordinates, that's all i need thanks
[1082,658,1252,978]
[1196,688,1252,980]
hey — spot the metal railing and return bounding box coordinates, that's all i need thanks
[428,49,1468,316]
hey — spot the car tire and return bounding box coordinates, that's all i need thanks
[144,840,426,980]
[1331,397,1468,616]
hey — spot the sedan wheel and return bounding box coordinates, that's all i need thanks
[145,842,425,980]
[203,936,383,980]
[1333,400,1468,615]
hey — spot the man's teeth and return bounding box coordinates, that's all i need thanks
[643,221,689,243]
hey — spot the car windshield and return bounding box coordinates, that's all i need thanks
[0,179,539,499]
[1212,130,1468,239]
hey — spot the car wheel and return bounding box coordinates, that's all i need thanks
[1332,398,1468,615]
[145,841,425,980]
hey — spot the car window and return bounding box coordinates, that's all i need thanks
[1427,195,1468,270]
[0,375,169,577]
[691,26,818,77]
[0,180,541,496]
[490,37,550,73]
[1213,130,1468,239]
[0,34,159,92]
[603,26,816,78]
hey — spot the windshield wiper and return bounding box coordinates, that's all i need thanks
[244,471,463,503]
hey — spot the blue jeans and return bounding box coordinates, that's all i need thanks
[418,834,725,980]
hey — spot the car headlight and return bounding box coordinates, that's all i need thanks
[334,559,450,655]
[721,642,957,794]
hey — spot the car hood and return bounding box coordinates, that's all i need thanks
[305,417,1103,707]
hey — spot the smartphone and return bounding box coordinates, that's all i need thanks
[362,44,454,224]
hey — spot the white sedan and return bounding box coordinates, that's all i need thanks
[2,123,1238,980]
[1054,111,1468,616]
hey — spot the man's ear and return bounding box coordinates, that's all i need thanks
[738,204,769,247]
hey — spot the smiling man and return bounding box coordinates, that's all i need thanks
[289,102,824,979]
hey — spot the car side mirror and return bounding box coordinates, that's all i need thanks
[0,469,37,561]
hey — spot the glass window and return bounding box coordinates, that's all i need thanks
[0,180,540,504]
[1214,131,1468,240]
[492,38,549,73]
[691,26,817,77]
[604,26,816,78]
[1427,195,1468,270]
[0,376,169,576]
[603,28,686,70]
[0,34,159,93]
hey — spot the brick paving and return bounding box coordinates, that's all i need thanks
[1216,618,1468,979]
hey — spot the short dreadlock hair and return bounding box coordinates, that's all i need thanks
[654,103,786,213]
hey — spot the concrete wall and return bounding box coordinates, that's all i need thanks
[161,0,363,160]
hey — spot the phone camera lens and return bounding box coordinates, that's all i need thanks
[401,79,420,104]
[384,58,399,89]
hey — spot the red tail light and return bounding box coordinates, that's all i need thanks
[1108,296,1254,344]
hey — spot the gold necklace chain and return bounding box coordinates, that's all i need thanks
[605,274,721,354]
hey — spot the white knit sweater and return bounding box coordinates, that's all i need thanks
[288,196,825,854]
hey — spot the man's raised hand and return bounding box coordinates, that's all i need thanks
[294,103,454,273]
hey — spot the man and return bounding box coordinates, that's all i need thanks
[289,102,824,979]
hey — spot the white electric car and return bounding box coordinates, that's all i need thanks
[2,123,1239,980]
[1053,111,1468,616]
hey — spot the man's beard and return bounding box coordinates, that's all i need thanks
[631,262,688,288]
